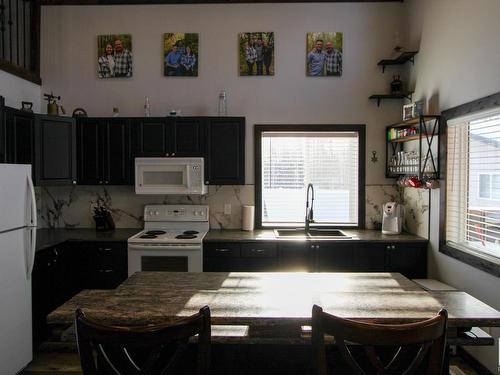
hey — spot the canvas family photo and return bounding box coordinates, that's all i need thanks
[164,33,199,77]
[306,32,343,77]
[239,32,274,76]
[97,34,133,78]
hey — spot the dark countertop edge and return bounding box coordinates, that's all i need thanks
[36,228,140,252]
[203,230,427,243]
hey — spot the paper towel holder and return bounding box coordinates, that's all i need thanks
[242,205,255,231]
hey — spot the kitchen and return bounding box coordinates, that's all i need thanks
[1,0,500,374]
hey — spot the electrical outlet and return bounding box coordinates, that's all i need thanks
[224,203,232,215]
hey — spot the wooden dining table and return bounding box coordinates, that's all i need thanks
[48,272,500,346]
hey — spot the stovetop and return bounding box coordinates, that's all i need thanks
[128,228,208,245]
[128,204,209,245]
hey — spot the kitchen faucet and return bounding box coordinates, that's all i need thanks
[305,183,315,233]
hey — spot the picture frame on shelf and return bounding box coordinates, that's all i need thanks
[402,100,425,121]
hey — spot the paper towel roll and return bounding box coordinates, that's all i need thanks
[242,205,255,231]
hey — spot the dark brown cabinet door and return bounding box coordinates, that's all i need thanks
[35,115,77,185]
[133,118,174,157]
[352,243,386,272]
[77,118,101,185]
[278,243,314,272]
[205,117,245,185]
[4,107,35,167]
[315,243,355,271]
[387,242,427,279]
[103,119,131,185]
[172,117,205,156]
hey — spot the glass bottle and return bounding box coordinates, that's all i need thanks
[218,90,227,116]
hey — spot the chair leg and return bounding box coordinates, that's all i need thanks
[441,345,450,375]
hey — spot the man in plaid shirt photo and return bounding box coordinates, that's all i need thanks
[325,41,342,76]
[113,39,132,77]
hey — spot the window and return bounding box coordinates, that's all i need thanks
[446,109,500,261]
[255,125,365,228]
[478,173,500,200]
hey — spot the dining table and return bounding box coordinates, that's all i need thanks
[48,271,500,347]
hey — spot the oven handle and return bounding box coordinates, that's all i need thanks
[128,244,202,251]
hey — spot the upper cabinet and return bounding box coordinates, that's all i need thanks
[1,103,245,187]
[132,117,205,158]
[4,107,35,167]
[77,118,131,185]
[35,115,77,185]
[205,117,245,185]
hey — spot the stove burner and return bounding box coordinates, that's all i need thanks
[140,234,157,239]
[146,230,166,235]
[175,234,197,239]
[183,230,199,235]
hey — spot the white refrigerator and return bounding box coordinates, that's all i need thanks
[0,164,37,374]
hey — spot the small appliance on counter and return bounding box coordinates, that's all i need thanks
[381,202,403,235]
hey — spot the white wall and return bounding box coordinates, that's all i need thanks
[0,71,41,111]
[404,0,500,371]
[40,2,407,185]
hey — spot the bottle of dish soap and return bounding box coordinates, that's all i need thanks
[144,96,151,117]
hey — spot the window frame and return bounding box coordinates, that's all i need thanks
[254,124,365,229]
[440,92,500,278]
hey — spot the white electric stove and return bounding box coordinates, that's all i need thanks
[127,205,209,275]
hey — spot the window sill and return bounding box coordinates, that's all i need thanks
[440,244,500,278]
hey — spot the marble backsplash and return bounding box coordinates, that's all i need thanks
[38,184,428,236]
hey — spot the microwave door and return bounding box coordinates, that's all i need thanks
[137,164,189,194]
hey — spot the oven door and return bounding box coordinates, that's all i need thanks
[127,244,202,276]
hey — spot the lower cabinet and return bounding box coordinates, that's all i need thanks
[204,241,427,277]
[31,240,127,348]
[203,242,278,271]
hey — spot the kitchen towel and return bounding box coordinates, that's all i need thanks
[242,205,255,231]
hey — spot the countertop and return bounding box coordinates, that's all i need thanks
[36,228,427,252]
[204,229,427,243]
[48,272,500,330]
[36,228,139,252]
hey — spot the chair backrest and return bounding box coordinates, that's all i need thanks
[75,306,211,375]
[311,305,448,375]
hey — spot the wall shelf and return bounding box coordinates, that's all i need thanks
[385,115,441,180]
[377,51,419,73]
[369,93,413,107]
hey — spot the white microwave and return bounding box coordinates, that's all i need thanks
[135,157,207,195]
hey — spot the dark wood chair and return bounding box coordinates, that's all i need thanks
[311,305,448,375]
[75,306,211,375]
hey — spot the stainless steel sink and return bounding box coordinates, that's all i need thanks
[274,229,351,239]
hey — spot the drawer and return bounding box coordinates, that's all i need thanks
[204,243,241,257]
[241,243,277,258]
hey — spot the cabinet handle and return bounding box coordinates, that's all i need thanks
[99,181,103,184]
[251,249,265,253]
[166,153,170,156]
[72,180,76,185]
[105,181,109,184]
[391,245,396,250]
[171,153,175,156]
[215,248,230,252]
[99,269,114,273]
[205,181,210,184]
[99,248,112,252]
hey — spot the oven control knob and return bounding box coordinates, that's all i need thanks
[198,211,204,216]
[154,211,159,216]
[193,211,198,216]
[148,210,153,216]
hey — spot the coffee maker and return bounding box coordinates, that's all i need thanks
[382,202,403,235]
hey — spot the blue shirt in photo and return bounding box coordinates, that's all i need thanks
[307,51,326,76]
[166,51,182,66]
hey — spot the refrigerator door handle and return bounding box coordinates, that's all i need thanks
[27,175,37,227]
[27,227,36,279]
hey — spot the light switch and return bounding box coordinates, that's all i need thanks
[224,203,232,215]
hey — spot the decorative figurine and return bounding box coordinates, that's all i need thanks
[390,75,403,95]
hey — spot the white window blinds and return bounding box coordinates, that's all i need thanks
[446,110,500,260]
[261,131,359,226]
